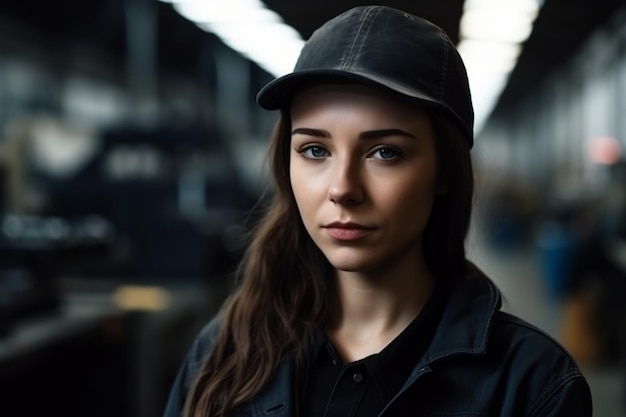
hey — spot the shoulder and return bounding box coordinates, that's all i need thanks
[171,316,224,397]
[162,316,224,417]
[192,317,223,354]
[488,311,591,416]
[183,316,223,380]
[489,311,579,370]
[435,266,592,416]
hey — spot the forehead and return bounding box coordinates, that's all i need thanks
[290,83,431,125]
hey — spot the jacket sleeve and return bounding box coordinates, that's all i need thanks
[162,318,222,417]
[529,370,592,417]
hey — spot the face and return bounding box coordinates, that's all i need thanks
[289,84,439,274]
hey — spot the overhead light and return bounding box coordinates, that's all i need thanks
[158,0,303,76]
[457,40,521,73]
[158,0,543,134]
[173,1,280,25]
[463,0,540,17]
[458,0,544,133]
[201,20,303,75]
[460,9,534,44]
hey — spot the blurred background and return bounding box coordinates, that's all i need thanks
[0,0,624,416]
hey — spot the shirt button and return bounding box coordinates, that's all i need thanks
[353,372,364,383]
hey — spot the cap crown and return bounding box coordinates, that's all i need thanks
[257,6,474,146]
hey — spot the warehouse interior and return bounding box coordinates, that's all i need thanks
[0,1,625,416]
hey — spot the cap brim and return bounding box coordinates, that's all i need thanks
[256,69,439,111]
[256,69,473,148]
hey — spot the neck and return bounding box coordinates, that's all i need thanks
[326,249,434,362]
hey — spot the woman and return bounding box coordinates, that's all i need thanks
[164,6,591,417]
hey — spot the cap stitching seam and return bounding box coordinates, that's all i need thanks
[440,37,450,105]
[341,6,377,70]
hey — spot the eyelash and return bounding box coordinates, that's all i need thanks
[296,145,329,160]
[370,146,402,161]
[296,145,404,162]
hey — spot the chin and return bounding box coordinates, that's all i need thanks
[325,253,380,273]
[317,242,401,273]
[332,264,367,273]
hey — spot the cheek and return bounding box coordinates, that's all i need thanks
[395,188,435,219]
[290,164,317,224]
[383,173,437,224]
[290,155,331,199]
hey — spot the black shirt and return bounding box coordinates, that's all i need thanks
[300,285,448,417]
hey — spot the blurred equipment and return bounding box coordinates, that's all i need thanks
[46,125,251,281]
[0,115,250,417]
[0,214,115,335]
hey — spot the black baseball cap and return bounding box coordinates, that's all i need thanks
[256,5,475,147]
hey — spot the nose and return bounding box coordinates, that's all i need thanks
[327,156,364,206]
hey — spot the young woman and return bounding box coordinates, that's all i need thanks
[164,6,591,417]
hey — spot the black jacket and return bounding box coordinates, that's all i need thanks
[163,269,592,417]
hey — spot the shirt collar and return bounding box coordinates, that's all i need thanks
[365,283,448,397]
[309,283,449,399]
[309,263,502,383]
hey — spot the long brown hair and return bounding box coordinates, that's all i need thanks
[183,109,474,417]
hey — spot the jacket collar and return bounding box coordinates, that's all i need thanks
[246,264,501,417]
[419,264,501,366]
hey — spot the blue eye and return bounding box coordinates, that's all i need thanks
[301,146,329,159]
[372,147,399,160]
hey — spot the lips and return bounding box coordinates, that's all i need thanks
[323,222,374,241]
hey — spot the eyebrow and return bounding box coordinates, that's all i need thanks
[359,129,416,140]
[291,127,330,138]
[291,127,416,140]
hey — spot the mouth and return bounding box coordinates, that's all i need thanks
[322,222,375,241]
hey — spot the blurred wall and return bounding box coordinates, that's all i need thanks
[476,7,625,206]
